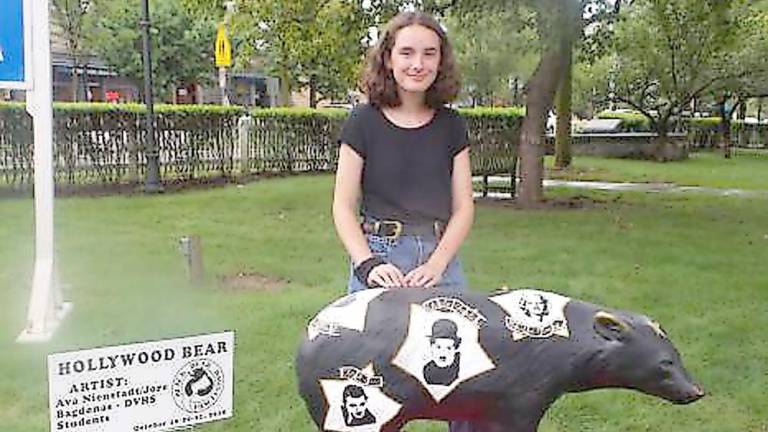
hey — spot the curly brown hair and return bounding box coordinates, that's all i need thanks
[360,11,461,109]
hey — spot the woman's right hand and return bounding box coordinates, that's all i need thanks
[368,263,405,288]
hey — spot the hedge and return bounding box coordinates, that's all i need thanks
[0,103,523,193]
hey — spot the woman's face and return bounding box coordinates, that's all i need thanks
[387,24,442,96]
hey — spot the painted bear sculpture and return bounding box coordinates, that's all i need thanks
[296,288,704,432]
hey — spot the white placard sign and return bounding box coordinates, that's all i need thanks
[47,331,234,432]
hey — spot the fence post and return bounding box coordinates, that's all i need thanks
[128,114,140,184]
[238,114,253,176]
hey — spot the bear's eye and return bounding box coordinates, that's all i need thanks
[659,359,674,379]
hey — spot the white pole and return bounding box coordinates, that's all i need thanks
[18,0,71,343]
[219,66,229,106]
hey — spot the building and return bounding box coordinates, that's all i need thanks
[3,15,278,107]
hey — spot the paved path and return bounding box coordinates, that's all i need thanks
[474,176,768,198]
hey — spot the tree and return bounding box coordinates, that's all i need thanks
[555,1,628,168]
[220,0,371,106]
[554,45,573,169]
[181,0,455,106]
[52,0,93,101]
[572,54,613,117]
[86,0,216,101]
[609,0,768,159]
[446,7,538,106]
[451,0,627,206]
[205,0,395,107]
[512,0,590,206]
[294,0,369,106]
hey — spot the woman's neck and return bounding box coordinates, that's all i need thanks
[380,88,436,128]
[397,88,430,114]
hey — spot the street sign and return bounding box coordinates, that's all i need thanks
[0,0,33,89]
[215,23,232,68]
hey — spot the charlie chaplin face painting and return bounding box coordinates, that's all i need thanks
[392,300,495,402]
[423,319,462,386]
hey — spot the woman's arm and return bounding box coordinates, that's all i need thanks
[333,144,405,287]
[404,147,474,287]
[332,144,371,265]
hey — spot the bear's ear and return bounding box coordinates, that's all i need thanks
[593,311,629,342]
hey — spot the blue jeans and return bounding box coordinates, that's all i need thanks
[346,232,477,432]
[347,233,467,293]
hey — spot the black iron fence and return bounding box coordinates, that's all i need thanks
[0,104,522,194]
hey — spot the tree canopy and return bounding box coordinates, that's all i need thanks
[86,0,216,100]
[608,0,768,132]
[446,6,538,106]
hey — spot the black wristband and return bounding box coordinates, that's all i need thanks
[354,256,387,287]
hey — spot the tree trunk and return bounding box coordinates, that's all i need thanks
[279,71,293,107]
[518,46,570,206]
[517,0,581,207]
[512,77,520,106]
[81,61,90,101]
[71,58,80,102]
[652,121,674,161]
[309,74,317,108]
[554,45,573,170]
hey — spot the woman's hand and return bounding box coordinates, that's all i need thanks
[403,261,446,288]
[368,263,406,288]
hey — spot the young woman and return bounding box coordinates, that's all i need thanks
[333,11,474,295]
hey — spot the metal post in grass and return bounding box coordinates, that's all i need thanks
[179,235,205,286]
[140,0,162,193]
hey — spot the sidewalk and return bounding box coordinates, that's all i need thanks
[474,176,768,198]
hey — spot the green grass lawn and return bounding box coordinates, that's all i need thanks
[1,167,767,431]
[545,151,768,190]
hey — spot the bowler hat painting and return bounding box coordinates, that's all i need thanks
[423,319,462,385]
[392,300,495,402]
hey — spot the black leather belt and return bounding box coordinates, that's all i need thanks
[361,220,445,240]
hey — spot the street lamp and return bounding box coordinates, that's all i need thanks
[140,0,162,193]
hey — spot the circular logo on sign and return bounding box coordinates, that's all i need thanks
[171,358,225,413]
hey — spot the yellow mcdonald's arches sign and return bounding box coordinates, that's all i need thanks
[215,23,232,67]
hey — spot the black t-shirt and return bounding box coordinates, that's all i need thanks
[338,103,469,224]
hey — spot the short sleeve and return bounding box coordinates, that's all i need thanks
[451,111,470,157]
[339,105,367,158]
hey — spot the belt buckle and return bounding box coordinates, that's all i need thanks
[378,220,402,240]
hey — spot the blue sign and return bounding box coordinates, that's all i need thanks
[0,0,30,88]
